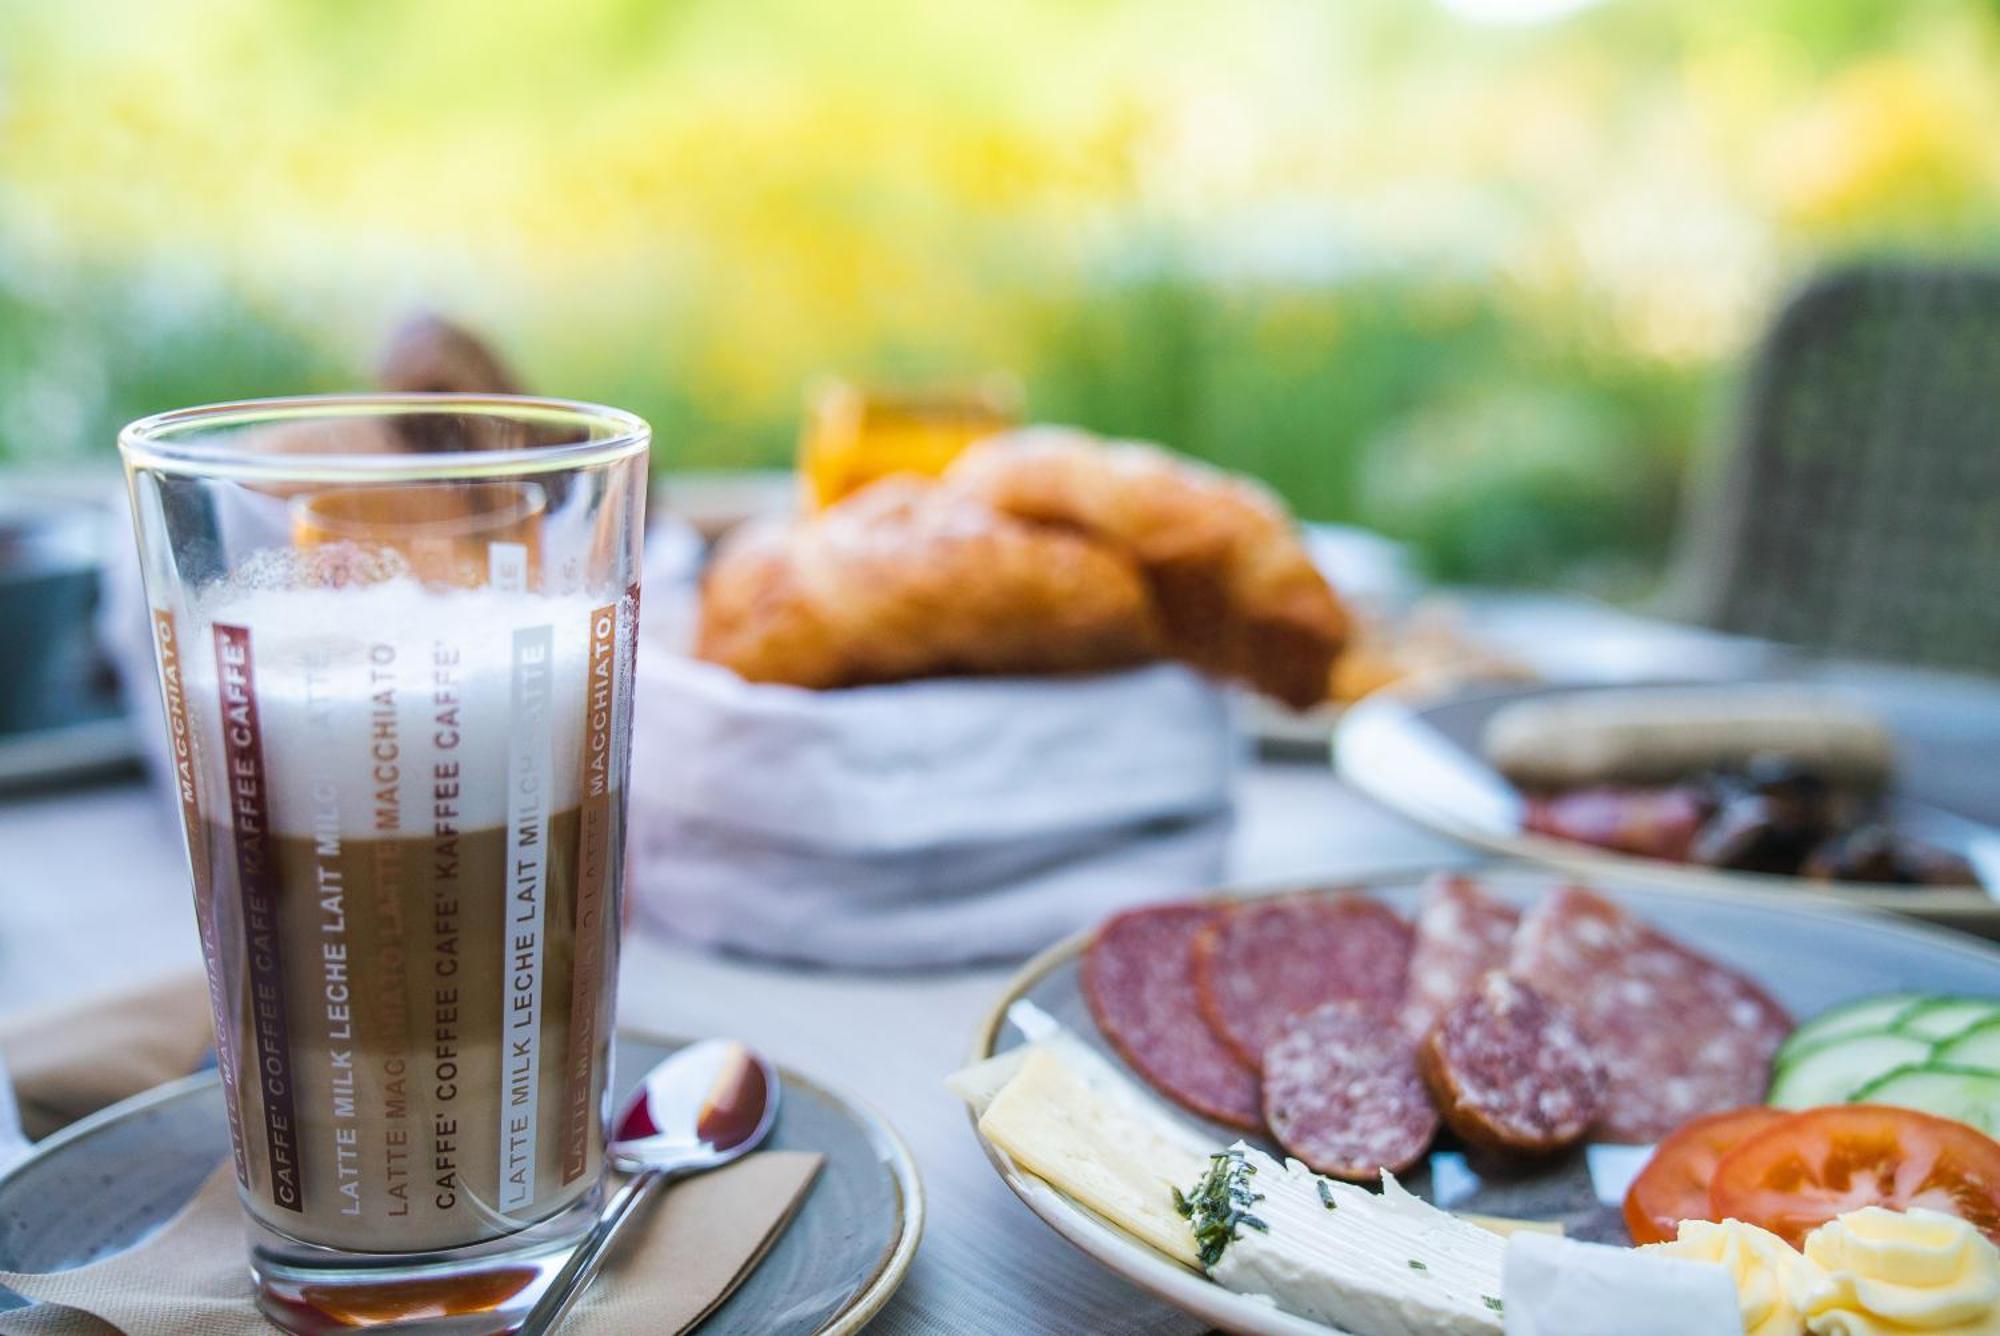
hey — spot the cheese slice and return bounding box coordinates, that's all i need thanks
[947,1045,1033,1116]
[976,1048,1208,1267]
[1459,1213,1563,1239]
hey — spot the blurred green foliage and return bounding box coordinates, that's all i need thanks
[2,0,1997,591]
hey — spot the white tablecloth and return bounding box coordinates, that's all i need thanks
[0,761,1470,1334]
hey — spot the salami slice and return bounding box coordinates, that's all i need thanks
[1401,874,1519,1036]
[1419,971,1603,1155]
[1523,786,1708,862]
[1263,999,1439,1180]
[1082,903,1263,1130]
[1509,885,1792,1143]
[1193,892,1414,1068]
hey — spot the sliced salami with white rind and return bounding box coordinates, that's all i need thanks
[1262,999,1440,1180]
[1419,971,1603,1155]
[1082,903,1263,1130]
[1402,874,1519,1036]
[1193,893,1414,1068]
[1508,885,1792,1143]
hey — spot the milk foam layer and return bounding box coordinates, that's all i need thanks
[176,581,604,839]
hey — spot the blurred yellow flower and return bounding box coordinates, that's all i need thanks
[1764,58,1999,232]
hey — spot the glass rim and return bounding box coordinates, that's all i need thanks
[118,393,650,482]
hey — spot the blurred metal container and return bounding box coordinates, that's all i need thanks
[0,496,113,736]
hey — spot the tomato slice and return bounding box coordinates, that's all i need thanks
[1623,1106,1790,1244]
[1708,1104,2000,1247]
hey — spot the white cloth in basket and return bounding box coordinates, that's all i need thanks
[626,654,1239,968]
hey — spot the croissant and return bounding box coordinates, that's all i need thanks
[695,478,1163,688]
[946,428,1348,708]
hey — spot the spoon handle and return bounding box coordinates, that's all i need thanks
[517,1167,669,1334]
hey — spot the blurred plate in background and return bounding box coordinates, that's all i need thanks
[1243,588,1784,756]
[1335,679,2000,928]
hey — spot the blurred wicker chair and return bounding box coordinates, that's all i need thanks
[1671,262,2000,674]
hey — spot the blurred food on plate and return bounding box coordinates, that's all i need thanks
[1484,685,1896,790]
[1328,602,1536,706]
[799,375,1020,510]
[1486,686,1976,886]
[695,425,1351,709]
[1239,598,1536,755]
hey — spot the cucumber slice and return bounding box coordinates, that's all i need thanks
[1769,1031,1936,1109]
[1893,998,2000,1042]
[1934,1019,2000,1070]
[1777,994,1928,1066]
[1853,1064,2000,1135]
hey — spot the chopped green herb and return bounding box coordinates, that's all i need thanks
[1407,1259,1428,1272]
[1483,1296,1504,1313]
[1179,1148,1270,1267]
[1316,1180,1337,1210]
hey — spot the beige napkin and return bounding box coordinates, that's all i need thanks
[0,974,213,1140]
[0,1153,823,1335]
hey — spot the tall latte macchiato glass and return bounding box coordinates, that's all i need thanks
[119,397,648,1333]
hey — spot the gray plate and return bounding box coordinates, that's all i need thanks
[1336,681,2000,926]
[968,866,2000,1335]
[0,1032,922,1335]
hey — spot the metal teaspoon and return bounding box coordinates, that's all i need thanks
[518,1039,781,1334]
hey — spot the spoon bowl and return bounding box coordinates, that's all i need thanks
[610,1038,780,1170]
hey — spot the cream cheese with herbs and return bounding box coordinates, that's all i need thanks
[1182,1143,1507,1334]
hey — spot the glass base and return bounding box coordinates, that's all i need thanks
[246,1187,604,1334]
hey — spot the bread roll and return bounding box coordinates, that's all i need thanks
[375,314,523,396]
[695,477,1163,688]
[947,428,1349,708]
